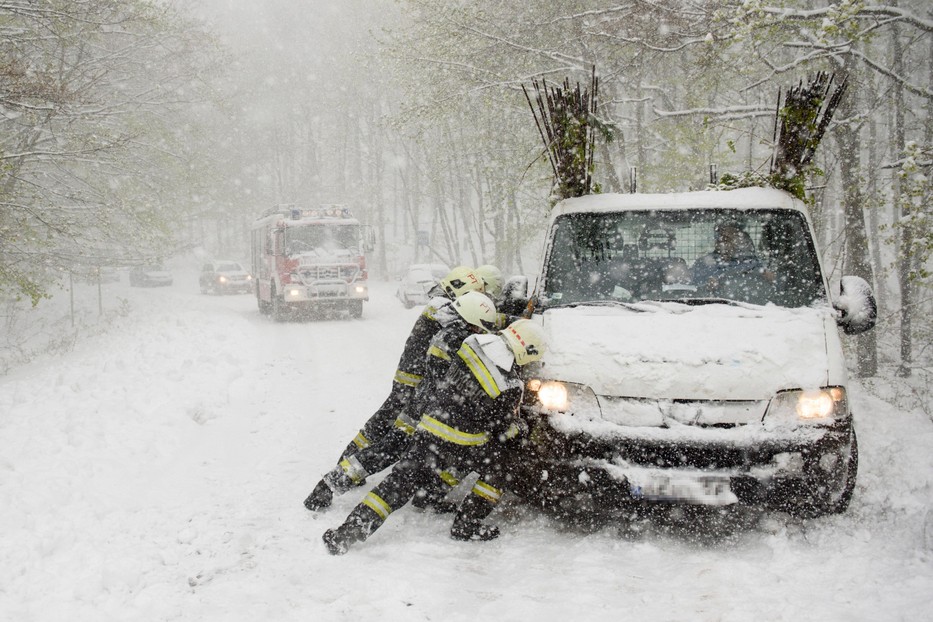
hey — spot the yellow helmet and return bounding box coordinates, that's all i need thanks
[439,266,484,299]
[474,264,503,299]
[452,291,498,332]
[501,319,547,366]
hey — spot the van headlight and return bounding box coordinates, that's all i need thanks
[525,380,600,417]
[764,387,848,428]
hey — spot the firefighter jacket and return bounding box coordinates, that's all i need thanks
[394,319,473,434]
[391,295,459,390]
[418,332,525,447]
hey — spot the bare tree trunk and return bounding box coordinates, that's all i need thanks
[370,110,388,280]
[834,59,877,377]
[634,64,646,189]
[866,81,884,302]
[508,188,523,275]
[433,174,457,263]
[891,13,911,377]
[401,146,421,262]
[446,123,479,266]
[472,158,488,261]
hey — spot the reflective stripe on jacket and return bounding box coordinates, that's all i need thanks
[394,412,419,435]
[393,369,423,387]
[457,341,506,399]
[418,415,490,446]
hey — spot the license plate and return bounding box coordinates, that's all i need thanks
[315,285,345,296]
[628,471,737,506]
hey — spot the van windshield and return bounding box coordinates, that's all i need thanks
[541,208,826,308]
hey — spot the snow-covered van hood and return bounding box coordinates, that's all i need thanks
[537,303,840,401]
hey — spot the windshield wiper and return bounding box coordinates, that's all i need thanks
[544,299,647,312]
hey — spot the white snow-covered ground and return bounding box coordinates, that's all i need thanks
[1,273,931,621]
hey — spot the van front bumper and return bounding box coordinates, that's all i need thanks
[514,414,855,513]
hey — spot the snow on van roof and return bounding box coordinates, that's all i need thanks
[551,187,804,218]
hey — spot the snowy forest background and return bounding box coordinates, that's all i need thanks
[1,1,930,409]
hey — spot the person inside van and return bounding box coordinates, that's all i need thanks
[692,220,773,300]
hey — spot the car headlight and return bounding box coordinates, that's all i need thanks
[764,387,848,428]
[525,379,600,417]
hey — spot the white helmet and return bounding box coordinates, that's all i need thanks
[501,319,547,366]
[452,291,498,332]
[474,264,503,299]
[439,266,484,299]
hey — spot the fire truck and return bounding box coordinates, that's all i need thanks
[250,204,371,320]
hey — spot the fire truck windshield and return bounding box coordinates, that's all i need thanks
[285,223,360,256]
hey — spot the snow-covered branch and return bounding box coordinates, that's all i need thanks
[756,4,933,34]
[653,104,774,121]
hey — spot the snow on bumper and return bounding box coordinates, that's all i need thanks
[525,411,852,509]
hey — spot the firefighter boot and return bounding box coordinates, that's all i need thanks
[322,507,383,556]
[306,456,370,512]
[450,493,500,542]
[303,479,334,511]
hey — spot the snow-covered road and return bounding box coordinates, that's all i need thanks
[1,273,931,621]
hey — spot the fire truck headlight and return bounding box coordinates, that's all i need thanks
[286,286,303,298]
[354,285,366,294]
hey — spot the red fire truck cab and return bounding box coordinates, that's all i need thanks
[250,204,371,320]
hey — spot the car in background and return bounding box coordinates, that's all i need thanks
[199,260,253,295]
[395,263,450,308]
[129,264,173,287]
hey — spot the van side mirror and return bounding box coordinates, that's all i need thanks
[834,276,877,335]
[500,275,530,316]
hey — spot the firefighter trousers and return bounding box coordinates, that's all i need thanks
[332,431,511,547]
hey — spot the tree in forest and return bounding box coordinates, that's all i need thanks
[0,0,224,305]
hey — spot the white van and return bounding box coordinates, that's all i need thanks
[511,187,876,518]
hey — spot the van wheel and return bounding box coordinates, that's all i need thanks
[817,427,858,515]
[780,428,858,519]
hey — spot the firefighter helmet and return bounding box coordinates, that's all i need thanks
[501,319,547,366]
[452,291,498,332]
[474,264,503,299]
[439,266,484,299]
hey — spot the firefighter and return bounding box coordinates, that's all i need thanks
[307,290,500,511]
[322,318,547,555]
[302,266,485,512]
